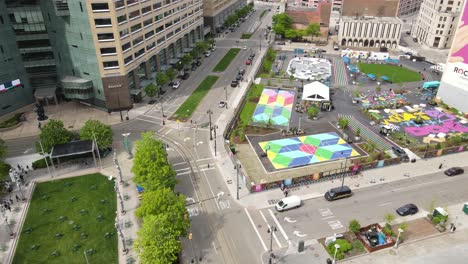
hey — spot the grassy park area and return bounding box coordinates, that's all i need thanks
[239,84,264,126]
[358,63,421,83]
[13,174,117,264]
[241,33,253,39]
[172,76,219,120]
[213,48,241,72]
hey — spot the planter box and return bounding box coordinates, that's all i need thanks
[355,223,395,253]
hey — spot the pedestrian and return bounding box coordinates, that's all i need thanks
[15,195,20,202]
[7,204,11,211]
[284,189,289,197]
[280,183,284,192]
[26,165,30,171]
[38,122,42,129]
[438,163,443,169]
[9,197,13,205]
[19,174,24,183]
[17,164,21,170]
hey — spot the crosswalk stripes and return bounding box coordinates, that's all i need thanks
[319,208,333,217]
[187,207,200,217]
[328,220,344,230]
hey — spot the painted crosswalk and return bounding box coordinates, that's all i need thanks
[328,220,344,230]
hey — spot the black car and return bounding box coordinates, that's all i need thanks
[231,80,239,87]
[396,204,418,216]
[276,41,286,45]
[195,60,202,66]
[191,64,197,71]
[238,69,245,75]
[181,73,190,80]
[250,53,256,58]
[236,75,242,81]
[392,146,406,156]
[444,167,464,176]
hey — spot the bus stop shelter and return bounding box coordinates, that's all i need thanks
[50,140,100,168]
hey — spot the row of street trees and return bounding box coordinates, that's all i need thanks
[144,39,213,101]
[224,3,254,27]
[36,119,113,154]
[272,13,321,40]
[132,132,190,264]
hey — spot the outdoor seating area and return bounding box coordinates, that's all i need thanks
[286,57,332,81]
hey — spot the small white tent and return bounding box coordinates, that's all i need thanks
[302,81,330,102]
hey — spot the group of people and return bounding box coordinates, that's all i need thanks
[1,194,21,212]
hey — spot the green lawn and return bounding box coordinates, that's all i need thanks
[241,33,253,39]
[260,10,268,19]
[239,84,264,125]
[357,63,421,83]
[172,76,219,120]
[213,48,241,72]
[13,174,117,264]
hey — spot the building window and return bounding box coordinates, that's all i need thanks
[165,21,173,28]
[154,2,162,9]
[156,25,164,33]
[120,28,130,38]
[142,6,152,15]
[117,14,127,24]
[103,61,119,69]
[97,33,115,41]
[127,0,138,5]
[144,18,153,27]
[133,36,144,46]
[157,36,165,45]
[129,10,140,20]
[155,14,164,22]
[124,55,133,65]
[135,48,145,58]
[101,47,117,55]
[131,23,142,33]
[114,0,125,9]
[91,3,109,11]
[164,0,171,6]
[122,42,131,51]
[145,30,155,39]
[95,18,112,27]
[147,42,156,51]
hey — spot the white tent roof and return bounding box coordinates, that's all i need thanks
[302,81,330,101]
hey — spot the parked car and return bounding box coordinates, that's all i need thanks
[242,46,248,50]
[250,53,256,58]
[218,101,226,108]
[413,38,418,42]
[245,59,251,65]
[231,80,239,87]
[392,146,406,157]
[277,41,286,45]
[236,75,242,81]
[333,44,339,50]
[181,73,190,80]
[396,203,419,216]
[191,64,197,71]
[238,69,245,75]
[195,60,202,66]
[211,46,216,51]
[444,167,464,176]
[324,186,352,201]
[275,196,301,212]
[172,81,181,89]
[204,51,211,57]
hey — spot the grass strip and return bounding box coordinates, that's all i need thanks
[172,76,219,120]
[213,48,241,72]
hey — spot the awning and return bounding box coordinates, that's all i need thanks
[34,87,57,99]
[423,81,440,89]
[51,140,94,158]
[381,76,390,81]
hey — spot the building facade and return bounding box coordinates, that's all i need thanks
[338,16,403,49]
[203,0,245,33]
[412,0,465,49]
[0,0,204,116]
[398,0,423,16]
[288,0,320,9]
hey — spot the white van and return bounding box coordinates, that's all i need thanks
[275,195,301,212]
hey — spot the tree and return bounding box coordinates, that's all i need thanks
[132,132,177,190]
[135,189,190,235]
[180,54,193,73]
[348,219,361,233]
[306,23,321,37]
[135,214,182,264]
[272,13,293,36]
[0,138,7,160]
[80,120,113,150]
[166,68,177,85]
[196,41,209,53]
[284,29,298,39]
[155,72,169,94]
[308,106,319,119]
[144,83,158,101]
[36,120,72,153]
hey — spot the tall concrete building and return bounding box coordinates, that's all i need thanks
[203,0,246,33]
[412,0,465,49]
[0,0,204,116]
[398,0,423,16]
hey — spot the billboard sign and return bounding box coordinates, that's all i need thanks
[0,79,22,93]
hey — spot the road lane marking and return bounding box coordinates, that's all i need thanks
[196,158,212,162]
[244,208,268,251]
[391,177,457,193]
[173,161,187,166]
[176,171,191,176]
[175,167,190,172]
[378,202,393,207]
[268,209,289,241]
[164,129,172,135]
[199,167,215,172]
[319,208,333,217]
[322,216,335,220]
[259,211,282,248]
[328,220,344,230]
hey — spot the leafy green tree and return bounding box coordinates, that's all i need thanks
[196,41,209,53]
[166,68,178,84]
[180,54,193,73]
[132,132,177,190]
[306,23,321,37]
[144,83,158,101]
[135,189,190,235]
[348,219,361,233]
[285,29,298,39]
[36,120,72,153]
[0,138,7,160]
[80,120,113,150]
[155,72,169,94]
[272,13,293,36]
[135,214,182,264]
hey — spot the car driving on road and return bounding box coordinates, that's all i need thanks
[444,167,464,176]
[396,203,418,216]
[172,81,180,89]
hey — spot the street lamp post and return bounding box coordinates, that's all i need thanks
[224,87,228,109]
[207,109,213,140]
[122,133,133,159]
[109,176,126,215]
[298,114,302,131]
[394,228,404,248]
[161,100,166,125]
[267,226,277,264]
[113,151,124,184]
[342,157,348,188]
[213,125,218,156]
[235,163,242,200]
[115,217,129,254]
[333,244,340,264]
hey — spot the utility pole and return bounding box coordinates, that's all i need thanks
[213,125,218,156]
[267,226,277,264]
[207,109,213,140]
[161,100,166,125]
[236,163,242,200]
[341,156,348,188]
[115,217,129,254]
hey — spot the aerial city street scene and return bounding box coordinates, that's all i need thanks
[1,0,468,263]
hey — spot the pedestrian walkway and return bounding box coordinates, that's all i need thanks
[332,56,349,88]
[339,114,393,151]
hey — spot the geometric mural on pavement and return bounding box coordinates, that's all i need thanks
[252,88,295,126]
[259,132,360,169]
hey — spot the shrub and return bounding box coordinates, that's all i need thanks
[308,106,319,119]
[0,113,24,128]
[383,224,394,237]
[326,239,353,260]
[0,161,12,181]
[32,157,52,170]
[348,220,361,233]
[432,216,441,225]
[351,240,365,252]
[338,117,349,129]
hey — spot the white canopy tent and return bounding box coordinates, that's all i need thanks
[302,81,330,102]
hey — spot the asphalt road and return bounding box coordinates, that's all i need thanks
[245,168,468,252]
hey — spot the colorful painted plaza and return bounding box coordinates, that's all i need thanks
[252,88,295,126]
[259,132,360,170]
